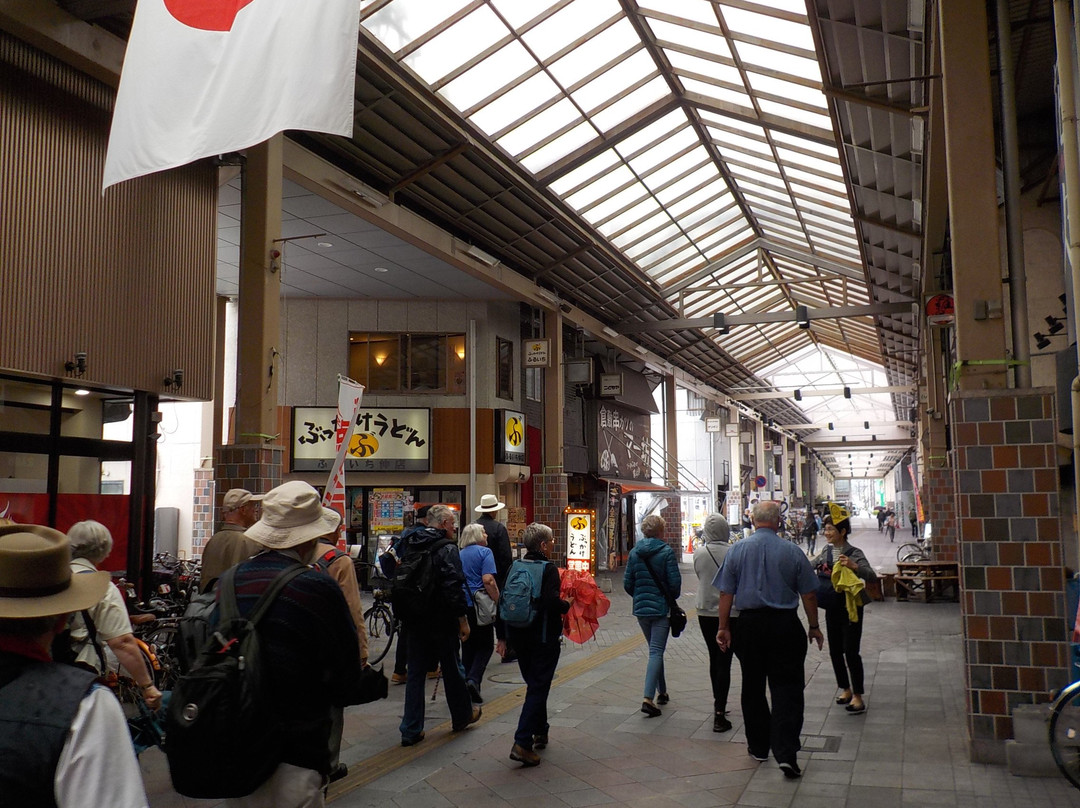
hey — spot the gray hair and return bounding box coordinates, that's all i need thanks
[67,520,113,564]
[459,522,485,550]
[641,514,665,538]
[701,513,730,543]
[427,504,455,532]
[522,522,552,553]
[751,500,781,528]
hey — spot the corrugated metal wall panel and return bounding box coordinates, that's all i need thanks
[0,32,216,401]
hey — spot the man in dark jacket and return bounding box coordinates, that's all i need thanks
[398,504,481,746]
[506,522,571,767]
[475,494,516,662]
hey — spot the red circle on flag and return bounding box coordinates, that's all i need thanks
[165,0,257,31]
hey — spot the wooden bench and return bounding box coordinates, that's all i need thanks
[894,561,959,602]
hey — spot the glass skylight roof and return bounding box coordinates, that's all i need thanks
[359,0,893,446]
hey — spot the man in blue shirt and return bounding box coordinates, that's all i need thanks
[714,500,823,779]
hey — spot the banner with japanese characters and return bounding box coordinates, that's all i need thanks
[565,508,595,573]
[292,406,430,472]
[321,376,364,548]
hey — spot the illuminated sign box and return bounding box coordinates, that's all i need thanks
[291,407,430,472]
[565,507,595,574]
[496,409,526,465]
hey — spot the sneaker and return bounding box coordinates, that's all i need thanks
[656,693,670,705]
[452,705,482,731]
[748,749,769,762]
[509,744,541,767]
[327,764,348,783]
[779,761,802,779]
[533,734,548,749]
[400,732,425,747]
[713,714,732,733]
[466,680,483,704]
[640,701,662,717]
[391,672,406,685]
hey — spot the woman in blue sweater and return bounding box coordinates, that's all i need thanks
[624,514,681,716]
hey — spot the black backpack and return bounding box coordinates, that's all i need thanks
[165,563,306,799]
[389,538,451,624]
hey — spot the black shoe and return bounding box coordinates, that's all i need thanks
[779,761,802,779]
[400,732,425,747]
[748,749,769,762]
[846,702,867,714]
[501,652,517,664]
[641,701,662,717]
[533,733,548,749]
[466,680,483,704]
[656,693,669,705]
[713,714,732,733]
[328,764,348,783]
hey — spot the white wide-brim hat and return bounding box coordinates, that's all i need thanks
[474,494,506,513]
[0,525,109,619]
[245,480,341,549]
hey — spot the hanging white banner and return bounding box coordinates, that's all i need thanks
[322,375,364,549]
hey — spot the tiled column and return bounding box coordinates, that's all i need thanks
[213,444,284,522]
[661,500,683,556]
[533,472,568,567]
[952,390,1069,763]
[190,468,215,559]
[925,465,958,562]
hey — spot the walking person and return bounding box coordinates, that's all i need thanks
[714,500,821,779]
[692,513,735,732]
[624,513,681,717]
[875,508,886,533]
[475,495,516,664]
[811,503,876,715]
[200,488,263,591]
[908,506,919,538]
[802,506,818,555]
[505,523,571,767]
[885,510,897,543]
[459,522,499,704]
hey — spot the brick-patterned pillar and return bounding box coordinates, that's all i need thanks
[660,500,683,556]
[190,468,215,559]
[213,444,284,523]
[533,473,568,567]
[951,390,1069,763]
[925,466,958,562]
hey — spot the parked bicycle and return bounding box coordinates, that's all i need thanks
[1050,677,1080,790]
[896,536,932,563]
[356,561,397,665]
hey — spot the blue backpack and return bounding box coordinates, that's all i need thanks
[499,559,548,629]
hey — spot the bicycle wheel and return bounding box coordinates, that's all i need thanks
[140,624,180,690]
[896,543,925,563]
[365,603,396,665]
[1050,680,1080,790]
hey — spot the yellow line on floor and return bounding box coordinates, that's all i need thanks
[327,625,658,802]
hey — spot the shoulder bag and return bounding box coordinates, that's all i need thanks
[815,546,841,610]
[642,554,687,637]
[473,588,497,626]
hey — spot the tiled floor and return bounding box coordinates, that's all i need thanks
[140,516,1080,806]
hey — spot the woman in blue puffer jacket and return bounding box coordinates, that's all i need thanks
[623,514,681,717]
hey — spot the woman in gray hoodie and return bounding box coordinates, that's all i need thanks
[693,513,735,732]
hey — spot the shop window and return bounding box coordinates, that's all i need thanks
[526,367,542,402]
[496,337,513,401]
[348,332,465,394]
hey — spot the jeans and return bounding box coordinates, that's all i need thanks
[697,615,735,714]
[733,609,807,766]
[399,626,472,741]
[825,604,865,694]
[806,535,816,555]
[637,615,670,700]
[461,605,495,693]
[513,635,561,748]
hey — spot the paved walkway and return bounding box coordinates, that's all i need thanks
[140,516,1079,807]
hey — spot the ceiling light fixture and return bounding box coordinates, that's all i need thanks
[373,266,389,273]
[317,241,334,248]
[463,244,500,266]
[635,345,648,355]
[795,305,810,329]
[602,326,619,338]
[74,389,90,396]
[332,177,389,208]
[713,312,729,335]
[537,289,560,305]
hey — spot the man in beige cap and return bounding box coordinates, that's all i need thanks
[224,480,364,806]
[200,487,263,591]
[0,524,148,807]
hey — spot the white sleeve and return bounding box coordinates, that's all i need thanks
[55,686,149,808]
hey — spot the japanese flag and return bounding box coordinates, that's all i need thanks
[103,0,359,190]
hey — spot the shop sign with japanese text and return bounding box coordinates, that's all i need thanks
[496,409,526,465]
[565,508,595,573]
[595,402,651,480]
[524,339,550,367]
[292,407,430,472]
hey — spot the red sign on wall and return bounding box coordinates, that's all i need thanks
[1,494,131,572]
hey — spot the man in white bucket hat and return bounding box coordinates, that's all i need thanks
[475,494,516,663]
[0,524,148,806]
[226,480,364,807]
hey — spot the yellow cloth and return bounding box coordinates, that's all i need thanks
[831,563,865,623]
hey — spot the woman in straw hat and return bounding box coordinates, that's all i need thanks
[0,524,148,805]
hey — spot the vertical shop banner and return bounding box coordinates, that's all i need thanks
[565,508,595,573]
[908,464,925,524]
[322,376,365,549]
[104,0,359,189]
